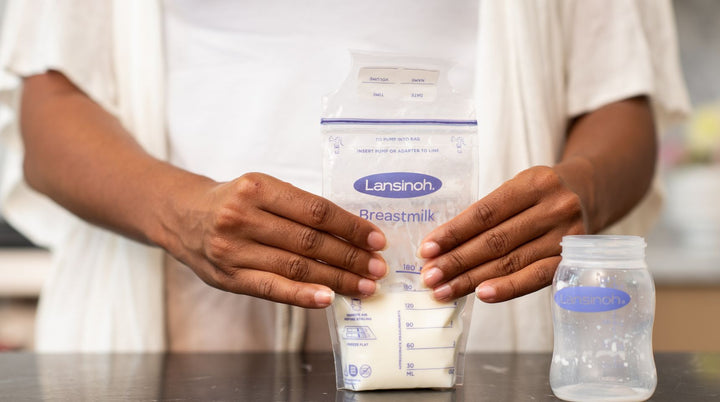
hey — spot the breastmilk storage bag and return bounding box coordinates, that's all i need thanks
[322,52,478,391]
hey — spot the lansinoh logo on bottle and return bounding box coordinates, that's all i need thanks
[354,172,442,198]
[554,286,631,313]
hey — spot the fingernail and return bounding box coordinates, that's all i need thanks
[314,289,335,307]
[432,284,452,301]
[368,257,387,279]
[422,267,443,288]
[476,285,496,302]
[358,279,377,296]
[417,241,441,258]
[367,231,386,251]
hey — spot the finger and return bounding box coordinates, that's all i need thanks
[417,175,540,259]
[172,255,337,309]
[237,174,386,251]
[427,233,562,301]
[248,209,387,279]
[475,256,561,303]
[226,243,378,298]
[421,203,555,288]
[222,269,337,309]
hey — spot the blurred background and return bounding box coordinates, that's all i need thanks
[0,0,719,351]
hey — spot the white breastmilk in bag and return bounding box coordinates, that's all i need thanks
[322,52,478,390]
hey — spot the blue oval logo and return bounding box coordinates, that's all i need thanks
[554,286,631,313]
[353,172,442,199]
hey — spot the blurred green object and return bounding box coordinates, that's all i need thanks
[696,353,720,380]
[686,102,720,164]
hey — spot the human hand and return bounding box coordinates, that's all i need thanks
[417,165,588,303]
[164,172,387,309]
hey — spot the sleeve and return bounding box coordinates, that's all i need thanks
[562,0,691,235]
[564,0,691,126]
[0,0,117,248]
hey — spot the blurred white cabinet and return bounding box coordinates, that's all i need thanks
[0,249,51,297]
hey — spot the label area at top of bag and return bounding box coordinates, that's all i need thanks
[358,67,439,101]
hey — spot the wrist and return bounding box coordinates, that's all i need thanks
[553,156,599,233]
[145,163,218,255]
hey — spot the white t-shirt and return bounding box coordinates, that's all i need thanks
[164,0,478,192]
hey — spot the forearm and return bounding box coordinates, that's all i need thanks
[20,71,387,307]
[554,96,657,233]
[20,71,214,247]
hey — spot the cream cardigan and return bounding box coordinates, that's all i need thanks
[0,0,689,351]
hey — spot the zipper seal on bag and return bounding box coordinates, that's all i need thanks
[320,118,477,126]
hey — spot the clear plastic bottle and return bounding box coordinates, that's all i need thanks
[550,235,656,401]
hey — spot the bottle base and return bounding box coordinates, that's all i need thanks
[552,383,654,402]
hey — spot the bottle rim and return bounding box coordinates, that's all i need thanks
[560,235,646,262]
[561,235,646,248]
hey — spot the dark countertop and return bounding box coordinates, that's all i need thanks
[0,352,718,401]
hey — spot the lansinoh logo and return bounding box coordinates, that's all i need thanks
[554,286,631,313]
[354,172,442,198]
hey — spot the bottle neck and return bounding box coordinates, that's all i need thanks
[560,235,647,269]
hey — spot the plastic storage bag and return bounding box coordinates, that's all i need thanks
[322,52,478,390]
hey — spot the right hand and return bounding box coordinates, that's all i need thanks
[163,172,387,308]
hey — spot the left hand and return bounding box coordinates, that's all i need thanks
[417,165,588,303]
